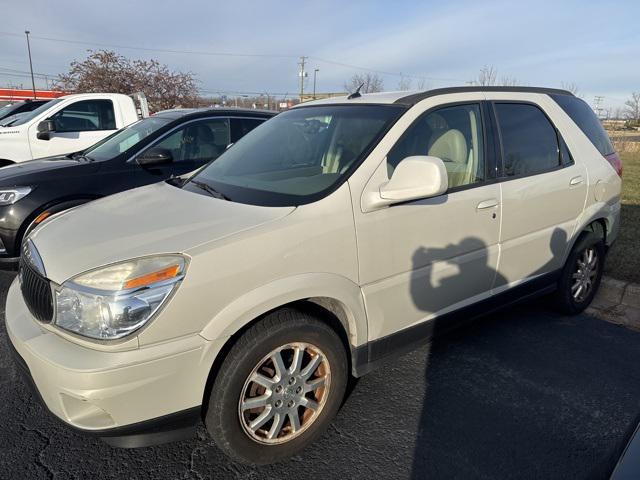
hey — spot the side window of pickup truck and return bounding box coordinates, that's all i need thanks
[51,100,116,132]
[387,103,485,189]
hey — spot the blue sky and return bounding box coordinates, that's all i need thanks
[1,0,638,111]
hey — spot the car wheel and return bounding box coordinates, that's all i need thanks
[554,230,605,314]
[205,308,348,465]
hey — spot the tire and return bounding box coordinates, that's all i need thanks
[554,230,605,315]
[205,308,348,465]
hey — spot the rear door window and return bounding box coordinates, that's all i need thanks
[494,103,561,177]
[551,94,614,156]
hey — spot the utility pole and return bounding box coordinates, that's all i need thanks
[593,96,605,119]
[24,30,37,98]
[298,56,308,102]
[313,68,319,100]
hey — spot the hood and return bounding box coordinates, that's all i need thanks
[0,156,90,183]
[29,181,295,283]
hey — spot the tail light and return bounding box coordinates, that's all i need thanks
[605,152,623,177]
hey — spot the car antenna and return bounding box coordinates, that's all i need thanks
[347,83,365,100]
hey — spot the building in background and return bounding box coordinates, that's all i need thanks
[0,88,66,105]
[300,92,347,103]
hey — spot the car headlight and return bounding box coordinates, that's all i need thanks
[0,187,32,205]
[54,255,187,340]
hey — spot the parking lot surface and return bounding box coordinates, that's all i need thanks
[1,270,639,479]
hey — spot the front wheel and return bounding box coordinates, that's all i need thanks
[205,309,348,465]
[554,231,605,314]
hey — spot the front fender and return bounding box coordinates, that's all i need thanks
[199,273,368,349]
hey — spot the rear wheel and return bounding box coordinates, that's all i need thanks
[205,308,348,465]
[554,230,605,314]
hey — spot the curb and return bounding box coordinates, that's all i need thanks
[587,277,640,331]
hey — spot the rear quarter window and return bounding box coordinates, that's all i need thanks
[551,94,614,156]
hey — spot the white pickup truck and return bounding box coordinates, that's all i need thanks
[0,92,148,165]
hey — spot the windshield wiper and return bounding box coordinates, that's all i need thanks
[71,153,94,162]
[190,180,231,201]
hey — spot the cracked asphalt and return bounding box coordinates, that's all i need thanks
[1,269,640,479]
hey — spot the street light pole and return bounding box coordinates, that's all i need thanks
[313,68,319,100]
[24,30,37,98]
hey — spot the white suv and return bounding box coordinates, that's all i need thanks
[6,87,622,464]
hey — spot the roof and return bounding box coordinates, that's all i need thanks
[152,107,276,120]
[58,92,133,101]
[296,86,574,108]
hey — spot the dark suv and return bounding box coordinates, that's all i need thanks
[0,107,274,267]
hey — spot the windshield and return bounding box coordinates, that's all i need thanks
[83,116,171,161]
[187,105,404,206]
[0,111,28,127]
[9,98,61,127]
[0,104,17,118]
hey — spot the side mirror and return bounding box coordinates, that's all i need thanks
[36,120,55,141]
[379,155,448,205]
[137,147,173,166]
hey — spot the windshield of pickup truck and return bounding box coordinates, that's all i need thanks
[0,104,14,118]
[186,105,404,206]
[82,116,171,161]
[8,99,61,127]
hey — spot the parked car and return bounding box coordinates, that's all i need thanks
[0,99,50,122]
[0,93,148,165]
[0,107,273,268]
[7,87,621,464]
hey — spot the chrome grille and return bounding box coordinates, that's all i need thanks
[19,259,53,323]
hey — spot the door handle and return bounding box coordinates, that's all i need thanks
[570,175,584,186]
[477,199,499,210]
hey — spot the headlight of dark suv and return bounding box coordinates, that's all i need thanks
[0,187,32,205]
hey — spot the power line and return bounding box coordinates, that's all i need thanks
[0,30,465,84]
[308,56,464,83]
[0,66,57,78]
[0,31,298,59]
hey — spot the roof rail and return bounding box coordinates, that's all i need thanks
[395,86,574,106]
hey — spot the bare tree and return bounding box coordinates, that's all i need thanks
[614,107,624,120]
[624,92,640,124]
[344,73,384,94]
[477,65,497,86]
[397,74,412,91]
[416,78,428,90]
[55,50,199,112]
[500,76,519,86]
[561,82,579,95]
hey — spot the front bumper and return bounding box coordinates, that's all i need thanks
[5,278,225,447]
[0,255,19,270]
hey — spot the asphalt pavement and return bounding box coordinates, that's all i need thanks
[1,270,639,479]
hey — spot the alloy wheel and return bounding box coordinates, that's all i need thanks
[238,342,331,445]
[571,246,599,303]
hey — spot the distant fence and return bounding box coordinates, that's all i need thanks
[610,135,640,153]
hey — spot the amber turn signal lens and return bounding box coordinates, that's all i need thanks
[124,264,181,289]
[34,211,51,224]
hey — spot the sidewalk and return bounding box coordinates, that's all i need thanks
[588,277,640,331]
